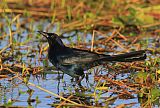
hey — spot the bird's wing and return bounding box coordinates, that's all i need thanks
[58,48,107,65]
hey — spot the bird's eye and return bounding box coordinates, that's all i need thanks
[51,35,55,39]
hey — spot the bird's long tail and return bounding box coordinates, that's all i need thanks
[101,50,147,62]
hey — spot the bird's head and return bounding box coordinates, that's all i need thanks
[38,31,65,47]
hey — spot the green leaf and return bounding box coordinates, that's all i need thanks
[151,87,160,101]
[112,17,124,26]
[136,12,154,24]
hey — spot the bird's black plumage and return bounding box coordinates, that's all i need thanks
[38,31,146,85]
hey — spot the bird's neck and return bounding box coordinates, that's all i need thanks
[48,44,65,55]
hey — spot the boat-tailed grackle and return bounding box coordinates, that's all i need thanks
[38,31,147,86]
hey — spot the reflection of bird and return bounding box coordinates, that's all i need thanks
[38,31,146,85]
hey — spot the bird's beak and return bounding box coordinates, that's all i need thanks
[38,31,48,38]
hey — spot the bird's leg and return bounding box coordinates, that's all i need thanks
[76,74,85,87]
[57,70,60,79]
[62,73,66,87]
[62,73,64,79]
[85,73,90,87]
[76,77,82,87]
[57,78,60,94]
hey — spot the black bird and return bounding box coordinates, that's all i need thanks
[38,31,146,85]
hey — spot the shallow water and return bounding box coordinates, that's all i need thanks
[0,69,141,108]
